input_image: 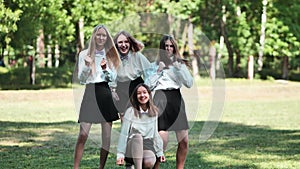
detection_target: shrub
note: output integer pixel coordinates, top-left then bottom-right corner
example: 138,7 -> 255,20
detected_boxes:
0,63 -> 75,90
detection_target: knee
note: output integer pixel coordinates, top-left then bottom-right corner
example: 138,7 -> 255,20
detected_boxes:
143,158 -> 156,169
77,131 -> 89,143
178,137 -> 188,150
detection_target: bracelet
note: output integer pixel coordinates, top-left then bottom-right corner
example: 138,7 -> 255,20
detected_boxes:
110,87 -> 116,92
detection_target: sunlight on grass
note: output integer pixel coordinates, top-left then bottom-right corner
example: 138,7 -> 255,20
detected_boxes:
1,79 -> 300,168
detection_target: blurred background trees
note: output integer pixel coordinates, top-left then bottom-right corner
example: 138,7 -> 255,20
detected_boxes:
1,0 -> 300,88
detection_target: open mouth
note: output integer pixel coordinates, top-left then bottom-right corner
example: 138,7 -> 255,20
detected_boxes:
138,97 -> 148,103
119,46 -> 129,54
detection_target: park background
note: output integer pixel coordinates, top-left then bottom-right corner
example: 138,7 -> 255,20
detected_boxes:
1,0 -> 300,168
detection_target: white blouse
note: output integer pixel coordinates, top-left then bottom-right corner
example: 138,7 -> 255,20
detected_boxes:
77,49 -> 117,86
116,107 -> 164,159
145,62 -> 193,90
116,51 -> 151,82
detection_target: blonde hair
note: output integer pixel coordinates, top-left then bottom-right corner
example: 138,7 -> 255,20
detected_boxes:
87,25 -> 120,72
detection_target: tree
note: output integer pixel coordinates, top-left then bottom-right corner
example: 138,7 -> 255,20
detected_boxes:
0,0 -> 21,60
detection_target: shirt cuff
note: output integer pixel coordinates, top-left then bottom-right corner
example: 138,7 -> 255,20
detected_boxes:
156,151 -> 164,157
117,153 -> 125,159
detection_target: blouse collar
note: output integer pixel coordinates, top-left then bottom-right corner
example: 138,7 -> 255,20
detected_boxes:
139,106 -> 148,114
95,49 -> 105,56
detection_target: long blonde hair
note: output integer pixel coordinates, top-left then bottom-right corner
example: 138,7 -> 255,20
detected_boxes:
87,25 -> 120,72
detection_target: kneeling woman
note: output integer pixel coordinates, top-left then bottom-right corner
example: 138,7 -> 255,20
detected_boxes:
116,84 -> 166,169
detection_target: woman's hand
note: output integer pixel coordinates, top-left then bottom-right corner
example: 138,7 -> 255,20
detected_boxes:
100,58 -> 107,70
172,61 -> 181,70
84,55 -> 93,66
111,90 -> 119,101
116,157 -> 124,165
159,155 -> 166,163
119,112 -> 125,123
157,61 -> 166,72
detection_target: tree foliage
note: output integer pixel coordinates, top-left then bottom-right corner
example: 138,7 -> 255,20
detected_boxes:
1,0 -> 299,80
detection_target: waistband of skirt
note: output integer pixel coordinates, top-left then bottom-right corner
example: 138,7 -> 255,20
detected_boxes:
117,76 -> 143,84
86,82 -> 108,86
160,88 -> 180,92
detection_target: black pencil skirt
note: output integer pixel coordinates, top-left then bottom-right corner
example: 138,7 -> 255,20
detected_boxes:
153,89 -> 189,131
78,82 -> 119,123
115,76 -> 144,113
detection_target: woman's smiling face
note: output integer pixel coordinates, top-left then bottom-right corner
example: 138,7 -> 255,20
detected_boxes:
95,28 -> 107,50
136,86 -> 149,105
117,34 -> 130,56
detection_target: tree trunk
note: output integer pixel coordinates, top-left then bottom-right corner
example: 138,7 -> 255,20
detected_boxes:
248,55 -> 254,80
220,5 -> 234,77
37,29 -> 45,68
47,44 -> 52,68
235,50 -> 241,77
188,17 -> 199,79
209,45 -> 216,80
76,18 -> 84,61
282,56 -> 289,79
54,44 -> 60,68
258,0 -> 268,71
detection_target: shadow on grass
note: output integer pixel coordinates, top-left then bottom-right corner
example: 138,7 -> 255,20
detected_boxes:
0,121 -> 299,169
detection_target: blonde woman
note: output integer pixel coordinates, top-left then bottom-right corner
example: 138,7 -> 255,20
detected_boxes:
74,24 -> 121,169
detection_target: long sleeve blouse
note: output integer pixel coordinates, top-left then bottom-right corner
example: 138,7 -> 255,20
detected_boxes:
77,49 -> 117,86
116,107 -> 164,159
145,62 -> 193,90
116,51 -> 151,82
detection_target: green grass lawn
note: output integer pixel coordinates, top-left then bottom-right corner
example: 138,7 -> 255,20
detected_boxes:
0,79 -> 300,168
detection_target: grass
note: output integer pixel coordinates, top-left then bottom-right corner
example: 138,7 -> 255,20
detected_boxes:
0,79 -> 300,168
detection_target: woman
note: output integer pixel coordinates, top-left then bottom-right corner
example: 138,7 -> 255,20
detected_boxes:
74,24 -> 121,169
146,34 -> 193,169
116,83 -> 166,169
113,31 -> 151,118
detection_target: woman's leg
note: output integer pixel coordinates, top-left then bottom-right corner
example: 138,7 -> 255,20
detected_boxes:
128,134 -> 143,169
175,130 -> 188,169
99,122 -> 112,169
153,131 -> 169,169
142,150 -> 156,169
74,122 -> 92,169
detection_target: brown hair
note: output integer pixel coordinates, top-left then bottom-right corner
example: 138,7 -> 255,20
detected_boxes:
87,25 -> 120,71
113,30 -> 144,54
157,34 -> 188,67
130,83 -> 158,118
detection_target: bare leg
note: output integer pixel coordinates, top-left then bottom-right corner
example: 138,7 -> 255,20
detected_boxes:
129,134 -> 143,169
153,131 -> 168,169
175,130 -> 188,169
142,150 -> 156,169
74,122 -> 92,169
125,141 -> 134,169
99,122 -> 112,169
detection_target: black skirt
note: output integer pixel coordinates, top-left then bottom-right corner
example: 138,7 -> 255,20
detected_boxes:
115,77 -> 144,113
78,82 -> 119,123
153,89 -> 189,131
